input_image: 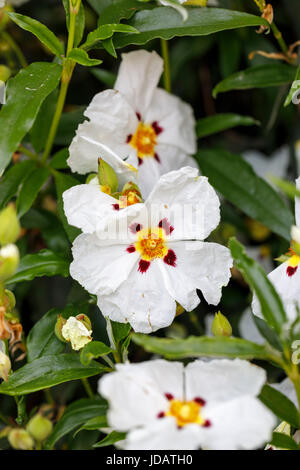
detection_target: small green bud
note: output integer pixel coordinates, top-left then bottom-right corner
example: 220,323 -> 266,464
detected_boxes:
0,350 -> 11,381
0,204 -> 21,246
0,5 -> 13,31
211,311 -> 232,337
75,313 -> 92,331
119,181 -> 143,208
175,303 -> 185,317
0,244 -> 19,282
26,414 -> 53,442
54,315 -> 67,342
8,429 -> 34,450
98,159 -> 119,194
0,65 -> 11,83
85,173 -> 98,184
3,289 -> 16,311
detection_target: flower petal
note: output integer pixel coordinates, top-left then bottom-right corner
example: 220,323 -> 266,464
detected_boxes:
114,50 -> 163,116
239,308 -> 265,345
295,176 -> 300,227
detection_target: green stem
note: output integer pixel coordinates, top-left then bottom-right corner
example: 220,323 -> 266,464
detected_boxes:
102,354 -> 115,369
160,39 -> 171,93
270,22 -> 289,56
18,145 -> 39,162
81,378 -> 94,398
2,31 -> 27,68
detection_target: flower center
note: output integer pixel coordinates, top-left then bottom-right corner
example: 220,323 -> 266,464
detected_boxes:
286,248 -> 300,276
135,227 -> 168,262
128,122 -> 157,160
157,395 -> 211,428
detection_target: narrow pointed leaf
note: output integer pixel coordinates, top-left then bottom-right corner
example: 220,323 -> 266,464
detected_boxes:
259,385 -> 300,428
196,113 -> 260,138
16,166 -> 50,217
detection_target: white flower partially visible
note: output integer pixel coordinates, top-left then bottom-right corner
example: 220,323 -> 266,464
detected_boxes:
61,316 -> 92,351
67,49 -> 197,199
243,146 -> 289,187
65,166 -> 233,333
98,359 -> 276,450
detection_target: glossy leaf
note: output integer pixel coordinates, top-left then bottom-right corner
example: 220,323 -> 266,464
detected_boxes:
46,398 -> 108,449
113,7 -> 269,48
259,385 -> 300,428
82,24 -> 139,50
0,354 -> 107,396
229,238 -> 287,334
98,0 -> 152,25
213,64 -> 297,97
0,62 -> 62,172
196,148 -> 294,240
196,113 -> 259,138
93,431 -> 126,448
54,171 -> 81,242
74,415 -> 108,437
30,89 -> 58,153
0,160 -> 35,210
253,316 -> 283,352
16,166 -> 50,217
132,334 -> 274,360
111,320 -> 131,345
68,48 -> 103,66
8,13 -> 64,57
270,432 -> 300,450
80,341 -> 112,366
50,148 -> 69,170
7,249 -> 69,284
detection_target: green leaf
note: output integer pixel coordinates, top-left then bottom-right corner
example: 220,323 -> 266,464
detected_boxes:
113,7 -> 269,49
253,316 -> 283,352
0,62 -> 62,173
68,48 -> 103,66
54,171 -> 81,242
229,238 -> 287,334
102,37 -> 117,58
74,415 -> 108,437
82,23 -> 139,50
98,0 -> 152,25
46,398 -> 107,449
270,432 -> 300,450
196,149 -> 294,241
111,320 -> 131,345
0,160 -> 36,210
80,341 -> 112,366
55,107 -> 85,146
16,166 -> 50,217
213,64 -> 297,97
30,89 -> 58,153
132,334 -> 274,360
269,176 -> 300,200
90,68 -> 116,88
8,13 -> 64,57
284,65 -> 300,107
0,354 -> 107,396
7,249 -> 69,284
259,385 -> 300,429
93,431 -> 126,448
196,113 -> 259,138
50,148 -> 69,170
63,0 -> 85,47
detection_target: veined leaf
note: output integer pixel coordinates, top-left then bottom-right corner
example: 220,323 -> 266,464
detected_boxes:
196,113 -> 260,138
98,0 -> 153,25
0,160 -> 36,210
93,431 -> 126,448
80,341 -> 112,366
259,385 -> 300,428
16,166 -> 50,217
82,24 -> 139,50
68,48 -> 103,66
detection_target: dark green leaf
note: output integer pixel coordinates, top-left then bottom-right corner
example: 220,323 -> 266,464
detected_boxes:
54,171 -> 81,242
213,64 -> 297,97
98,0 -> 152,25
196,113 -> 259,138
16,166 -> 50,217
132,334 -> 274,360
7,249 -> 69,284
253,316 -> 283,352
229,238 -> 287,334
8,13 -> 64,57
74,415 -> 108,437
0,62 -> 62,172
270,432 -> 300,450
259,385 -> 300,428
102,37 -> 117,58
111,320 -> 131,345
55,107 -> 85,146
0,354 -> 107,396
68,48 -> 102,66
93,431 -> 126,448
0,160 -> 35,210
50,148 -> 69,170
82,24 -> 139,50
30,89 -> 58,153
80,341 -> 112,366
46,398 -> 107,449
113,7 -> 269,49
196,149 -> 294,240
284,65 -> 300,107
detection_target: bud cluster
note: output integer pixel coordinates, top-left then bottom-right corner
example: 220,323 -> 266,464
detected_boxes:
8,413 -> 53,450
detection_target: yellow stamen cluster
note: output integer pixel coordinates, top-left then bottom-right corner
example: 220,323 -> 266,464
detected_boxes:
129,122 -> 157,159
135,227 -> 168,261
166,400 -> 205,427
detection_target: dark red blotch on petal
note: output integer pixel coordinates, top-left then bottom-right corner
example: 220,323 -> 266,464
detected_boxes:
136,111 -> 142,121
203,420 -> 212,428
165,393 -> 174,401
287,266 -> 298,277
157,412 -> 165,419
164,250 -> 177,267
138,259 -> 150,273
126,134 -> 132,143
154,153 -> 161,163
112,204 -> 120,211
194,397 -> 206,406
126,245 -> 136,254
158,218 -> 174,235
130,223 -> 143,234
152,121 -> 163,135
138,157 -> 143,166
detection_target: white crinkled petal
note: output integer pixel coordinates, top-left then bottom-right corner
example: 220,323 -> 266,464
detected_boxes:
98,360 -> 184,431
97,261 -> 176,333
185,359 -> 267,404
146,167 -> 220,240
114,50 -> 163,116
144,88 -> 196,154
70,233 -> 139,296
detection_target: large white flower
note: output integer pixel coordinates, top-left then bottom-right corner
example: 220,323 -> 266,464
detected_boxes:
252,177 -> 300,322
64,166 -> 232,333
67,49 -> 197,198
98,358 -> 276,450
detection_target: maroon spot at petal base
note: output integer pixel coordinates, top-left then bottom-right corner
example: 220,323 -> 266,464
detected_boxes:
165,393 -> 174,401
152,121 -> 163,135
112,204 -> 120,211
130,223 -> 143,234
158,218 -> 174,235
136,111 -> 141,121
154,153 -> 161,163
138,157 -> 143,166
138,259 -> 150,274
194,397 -> 206,406
164,250 -> 177,267
126,134 -> 132,143
287,266 -> 298,277
126,245 -> 136,254
157,412 -> 165,419
203,420 -> 211,428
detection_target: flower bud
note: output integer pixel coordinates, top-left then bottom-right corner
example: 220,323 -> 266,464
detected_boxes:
54,314 -> 67,342
3,289 -> 16,312
119,182 -> 143,208
0,244 -> 19,282
0,205 -> 21,246
211,311 -> 232,337
98,159 -> 119,194
26,414 -> 53,442
0,65 -> 10,82
61,316 -> 92,351
0,5 -> 13,30
86,173 -> 98,185
0,350 -> 11,381
175,303 -> 185,317
8,429 -> 34,451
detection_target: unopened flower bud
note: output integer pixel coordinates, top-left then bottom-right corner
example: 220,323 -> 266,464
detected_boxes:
175,303 -> 185,316
26,413 -> 53,442
0,350 -> 11,381
3,289 -> 16,311
61,316 -> 92,351
0,244 -> 19,282
54,315 -> 67,342
119,182 -> 143,208
98,159 -> 119,194
8,429 -> 34,450
0,65 -> 10,82
86,173 -> 98,185
211,311 -> 232,337
0,205 -> 21,246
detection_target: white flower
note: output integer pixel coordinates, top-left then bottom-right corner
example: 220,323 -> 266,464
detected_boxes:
243,146 -> 289,187
67,49 -> 197,199
65,166 -> 232,333
252,177 -> 300,322
61,316 -> 92,351
98,358 -> 276,450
